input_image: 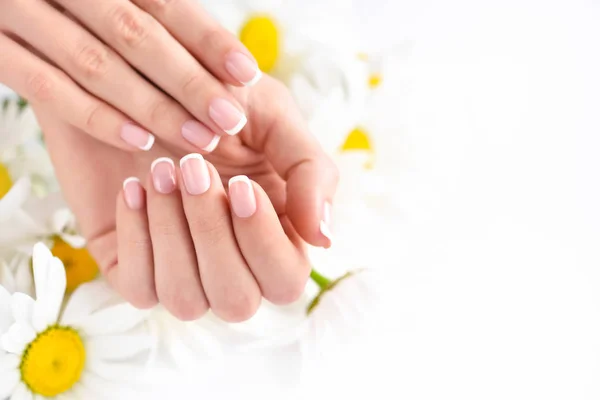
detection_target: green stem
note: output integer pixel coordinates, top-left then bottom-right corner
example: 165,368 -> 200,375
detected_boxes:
310,268 -> 332,290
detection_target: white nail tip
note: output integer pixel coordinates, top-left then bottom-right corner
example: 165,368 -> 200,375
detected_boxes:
242,69 -> 263,87
202,135 -> 221,152
228,175 -> 251,189
141,133 -> 155,151
179,153 -> 205,168
151,157 -> 174,172
320,220 -> 333,242
122,177 -> 140,190
224,114 -> 248,136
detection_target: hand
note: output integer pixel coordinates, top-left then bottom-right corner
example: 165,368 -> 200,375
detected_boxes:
0,0 -> 260,154
34,76 -> 339,322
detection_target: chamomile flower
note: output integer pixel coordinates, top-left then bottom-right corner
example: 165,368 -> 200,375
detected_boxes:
0,101 -> 56,197
0,242 -> 153,400
201,0 -> 358,81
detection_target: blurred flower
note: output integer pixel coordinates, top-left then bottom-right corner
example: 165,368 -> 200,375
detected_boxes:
0,243 -> 153,399
202,0 -> 357,79
0,101 -> 57,197
0,253 -> 33,296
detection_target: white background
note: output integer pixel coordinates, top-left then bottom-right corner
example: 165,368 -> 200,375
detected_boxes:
2,0 -> 600,398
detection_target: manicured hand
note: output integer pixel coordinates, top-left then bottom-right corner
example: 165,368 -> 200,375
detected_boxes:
35,76 -> 339,321
0,0 -> 261,153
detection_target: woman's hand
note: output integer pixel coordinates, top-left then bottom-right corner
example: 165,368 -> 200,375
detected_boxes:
0,0 -> 261,153
35,76 -> 339,322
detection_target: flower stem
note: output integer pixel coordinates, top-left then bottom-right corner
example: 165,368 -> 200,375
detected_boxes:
310,268 -> 332,290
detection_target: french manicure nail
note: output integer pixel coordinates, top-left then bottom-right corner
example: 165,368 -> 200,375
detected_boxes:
121,123 -> 155,151
209,98 -> 247,136
180,153 -> 210,195
226,52 -> 263,86
181,120 -> 221,152
228,175 -> 256,218
123,177 -> 144,210
320,202 -> 333,242
151,157 -> 176,194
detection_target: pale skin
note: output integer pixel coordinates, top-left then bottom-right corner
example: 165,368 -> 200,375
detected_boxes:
0,0 -> 339,321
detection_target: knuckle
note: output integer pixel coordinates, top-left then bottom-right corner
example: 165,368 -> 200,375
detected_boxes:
199,28 -> 225,52
27,71 -> 55,103
127,290 -> 158,310
264,268 -> 309,305
83,103 -> 106,132
214,289 -> 260,323
180,71 -> 204,97
111,6 -> 150,47
148,98 -> 176,126
188,214 -> 230,247
160,288 -> 207,321
141,0 -> 176,13
74,44 -> 109,79
153,222 -> 179,238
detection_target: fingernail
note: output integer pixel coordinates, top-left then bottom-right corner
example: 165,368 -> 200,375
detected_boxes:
151,157 -> 176,194
121,123 -> 155,151
181,120 -> 221,152
226,52 -> 262,86
123,177 -> 144,210
180,153 -> 210,195
228,175 -> 256,218
319,202 -> 333,242
209,98 -> 247,136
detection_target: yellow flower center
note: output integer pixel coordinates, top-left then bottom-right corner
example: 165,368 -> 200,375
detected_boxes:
340,127 -> 375,169
0,162 -> 13,199
368,73 -> 383,89
20,326 -> 86,397
239,15 -> 279,73
341,127 -> 373,152
51,237 -> 99,294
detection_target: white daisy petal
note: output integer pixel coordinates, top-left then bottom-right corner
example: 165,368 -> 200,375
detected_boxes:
0,352 -> 20,373
0,177 -> 31,221
0,368 -> 19,399
10,382 -> 33,400
86,360 -> 146,382
11,292 -> 35,324
75,304 -> 149,336
0,261 -> 17,294
2,323 -> 35,354
31,246 -> 66,332
59,233 -> 86,249
0,285 -> 14,331
86,334 -> 154,361
79,373 -> 127,399
60,280 -> 116,325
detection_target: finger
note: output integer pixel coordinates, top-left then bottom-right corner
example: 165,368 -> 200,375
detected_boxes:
116,177 -> 158,308
53,0 -> 248,136
147,157 -> 209,321
178,154 -> 261,322
251,79 -> 340,248
228,176 -> 310,305
0,33 -> 155,152
132,0 -> 262,86
4,0 -> 221,153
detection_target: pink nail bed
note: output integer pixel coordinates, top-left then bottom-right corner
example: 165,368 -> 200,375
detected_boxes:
209,98 -> 247,136
123,177 -> 144,210
180,153 -> 211,195
181,120 -> 221,152
121,123 -> 155,150
151,157 -> 176,194
228,175 -> 256,218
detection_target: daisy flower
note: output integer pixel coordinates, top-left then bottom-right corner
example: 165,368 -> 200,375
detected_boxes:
0,100 -> 56,197
201,0 -> 359,81
0,242 -> 153,399
0,253 -> 33,297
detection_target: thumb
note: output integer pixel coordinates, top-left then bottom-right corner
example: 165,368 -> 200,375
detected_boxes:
246,79 -> 339,248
